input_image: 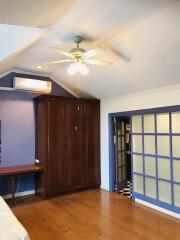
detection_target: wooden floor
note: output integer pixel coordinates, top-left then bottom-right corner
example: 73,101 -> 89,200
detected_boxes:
12,190 -> 180,240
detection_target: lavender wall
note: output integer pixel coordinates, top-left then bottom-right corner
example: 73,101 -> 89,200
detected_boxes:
0,91 -> 35,167
0,72 -> 73,195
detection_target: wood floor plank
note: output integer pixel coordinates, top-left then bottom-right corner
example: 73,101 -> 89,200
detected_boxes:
12,190 -> 180,240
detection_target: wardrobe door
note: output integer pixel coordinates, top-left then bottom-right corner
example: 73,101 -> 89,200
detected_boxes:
35,99 -> 49,198
47,99 -> 67,195
84,102 -> 100,186
66,102 -> 85,189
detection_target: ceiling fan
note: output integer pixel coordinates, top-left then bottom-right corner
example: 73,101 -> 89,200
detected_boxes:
44,35 -> 113,75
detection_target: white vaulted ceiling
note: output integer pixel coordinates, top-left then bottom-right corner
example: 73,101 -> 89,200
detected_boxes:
0,0 -> 180,99
0,0 -> 76,27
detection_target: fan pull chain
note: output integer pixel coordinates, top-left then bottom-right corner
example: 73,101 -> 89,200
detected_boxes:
76,72 -> 80,111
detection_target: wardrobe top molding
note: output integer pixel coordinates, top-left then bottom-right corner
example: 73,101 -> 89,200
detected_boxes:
33,94 -> 100,103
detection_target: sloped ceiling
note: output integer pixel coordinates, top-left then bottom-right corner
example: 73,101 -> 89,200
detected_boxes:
0,24 -> 44,62
0,0 -> 180,99
0,23 -> 44,74
0,0 -> 76,27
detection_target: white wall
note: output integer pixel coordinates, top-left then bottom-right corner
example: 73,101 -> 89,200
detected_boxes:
100,84 -> 180,191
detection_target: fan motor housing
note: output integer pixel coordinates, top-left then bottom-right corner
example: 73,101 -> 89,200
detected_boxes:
70,48 -> 86,59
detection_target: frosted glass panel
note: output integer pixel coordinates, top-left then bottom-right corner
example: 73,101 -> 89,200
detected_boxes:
133,154 -> 143,173
158,180 -> 171,204
174,184 -> 180,207
157,113 -> 169,133
172,136 -> 180,158
144,136 -> 155,155
173,160 -> 180,182
132,115 -> 142,133
144,114 -> 155,133
145,178 -> 156,199
158,158 -> 171,180
144,156 -> 156,177
157,136 -> 170,156
134,175 -> 144,194
172,112 -> 180,133
132,135 -> 142,153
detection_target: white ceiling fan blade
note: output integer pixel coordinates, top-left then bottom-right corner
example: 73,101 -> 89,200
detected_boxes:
90,25 -> 129,47
106,45 -> 130,62
87,27 -> 130,62
83,47 -> 104,58
51,47 -> 73,58
85,59 -> 112,66
44,59 -> 73,65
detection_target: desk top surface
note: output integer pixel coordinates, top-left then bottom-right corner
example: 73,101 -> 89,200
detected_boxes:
0,164 -> 44,176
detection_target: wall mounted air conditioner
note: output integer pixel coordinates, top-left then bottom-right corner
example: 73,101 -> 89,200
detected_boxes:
13,77 -> 52,94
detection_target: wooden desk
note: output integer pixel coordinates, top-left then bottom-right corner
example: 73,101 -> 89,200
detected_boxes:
0,164 -> 44,205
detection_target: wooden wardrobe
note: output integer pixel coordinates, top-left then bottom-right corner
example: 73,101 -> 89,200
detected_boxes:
35,96 -> 100,198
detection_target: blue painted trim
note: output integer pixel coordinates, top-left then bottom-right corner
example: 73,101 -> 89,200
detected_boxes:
142,115 -> 145,196
134,192 -> 180,214
132,132 -> 176,136
130,116 -> 134,199
114,118 -> 119,191
133,172 -> 143,176
173,181 -> 180,185
169,113 -> 174,206
144,174 -> 156,179
172,157 -> 180,161
109,104 -> 180,117
157,177 -> 171,183
131,133 -> 180,137
109,115 -> 115,192
154,113 -> 159,200
132,152 -> 172,159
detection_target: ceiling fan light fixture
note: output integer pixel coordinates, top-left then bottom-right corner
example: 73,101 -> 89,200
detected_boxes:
67,62 -> 89,76
36,65 -> 42,69
67,63 -> 77,75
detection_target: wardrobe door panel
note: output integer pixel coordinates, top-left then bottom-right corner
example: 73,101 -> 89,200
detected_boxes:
84,102 -> 100,186
66,102 -> 85,189
47,100 -> 67,195
35,99 -> 48,198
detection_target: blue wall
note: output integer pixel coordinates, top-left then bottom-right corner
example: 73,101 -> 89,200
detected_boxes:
0,72 -> 73,196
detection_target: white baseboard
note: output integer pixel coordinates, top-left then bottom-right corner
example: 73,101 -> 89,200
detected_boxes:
1,190 -> 35,200
135,198 -> 180,219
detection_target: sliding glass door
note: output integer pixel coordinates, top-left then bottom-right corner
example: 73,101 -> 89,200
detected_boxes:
132,111 -> 180,212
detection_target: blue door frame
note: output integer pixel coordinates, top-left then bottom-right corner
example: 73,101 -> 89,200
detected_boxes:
109,104 -> 180,191
109,112 -> 132,192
